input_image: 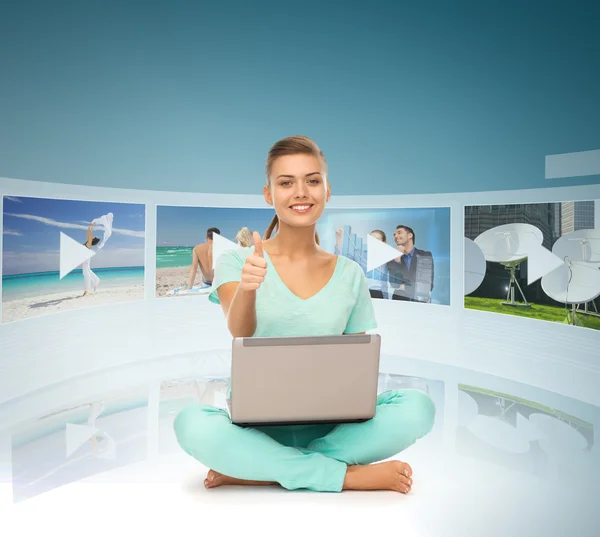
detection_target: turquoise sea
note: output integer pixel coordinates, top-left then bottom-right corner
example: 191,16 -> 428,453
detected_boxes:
2,267 -> 145,302
156,246 -> 193,268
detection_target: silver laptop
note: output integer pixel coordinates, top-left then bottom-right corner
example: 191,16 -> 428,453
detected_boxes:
229,333 -> 381,427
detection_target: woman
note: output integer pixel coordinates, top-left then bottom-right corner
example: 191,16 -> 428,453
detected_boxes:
174,136 -> 435,493
81,222 -> 101,297
236,226 -> 253,247
81,213 -> 113,297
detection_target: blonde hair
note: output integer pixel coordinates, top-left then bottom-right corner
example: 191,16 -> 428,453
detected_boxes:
264,135 -> 327,244
236,227 -> 253,247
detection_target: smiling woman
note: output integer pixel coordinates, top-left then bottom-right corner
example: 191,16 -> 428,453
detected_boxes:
263,136 -> 330,245
173,135 -> 436,496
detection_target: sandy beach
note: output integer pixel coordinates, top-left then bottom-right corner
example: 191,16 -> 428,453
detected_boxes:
155,266 -> 212,298
2,285 -> 145,324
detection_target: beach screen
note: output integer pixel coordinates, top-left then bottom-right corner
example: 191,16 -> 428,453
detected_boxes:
2,196 -> 146,324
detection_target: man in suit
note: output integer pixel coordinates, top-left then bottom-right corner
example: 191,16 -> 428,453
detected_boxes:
387,225 -> 435,303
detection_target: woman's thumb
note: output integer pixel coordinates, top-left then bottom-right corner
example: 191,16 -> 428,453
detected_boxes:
253,231 -> 264,257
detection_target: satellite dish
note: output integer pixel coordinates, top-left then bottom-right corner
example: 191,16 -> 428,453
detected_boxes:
474,223 -> 543,263
541,261 -> 600,304
464,238 -> 486,295
552,229 -> 600,263
543,228 -> 600,322
474,223 -> 544,308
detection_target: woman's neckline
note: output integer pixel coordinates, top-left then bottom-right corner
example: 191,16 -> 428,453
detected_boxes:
262,249 -> 341,302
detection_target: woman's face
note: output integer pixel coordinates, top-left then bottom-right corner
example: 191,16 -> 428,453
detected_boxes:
264,154 -> 330,229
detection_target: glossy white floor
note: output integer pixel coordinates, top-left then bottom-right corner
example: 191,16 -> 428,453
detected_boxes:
1,351 -> 599,537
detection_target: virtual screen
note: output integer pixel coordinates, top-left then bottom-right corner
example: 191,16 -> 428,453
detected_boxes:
2,195 -> 145,324
156,205 -> 451,305
464,200 -> 600,331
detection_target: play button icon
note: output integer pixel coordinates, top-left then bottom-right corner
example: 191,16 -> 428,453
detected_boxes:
60,232 -> 96,279
212,232 -> 239,270
367,234 -> 402,272
526,243 -> 565,285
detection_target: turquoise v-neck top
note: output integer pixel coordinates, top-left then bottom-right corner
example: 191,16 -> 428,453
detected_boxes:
208,247 -> 378,337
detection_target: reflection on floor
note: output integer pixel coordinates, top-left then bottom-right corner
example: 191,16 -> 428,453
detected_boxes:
159,377 -> 230,455
458,384 -> 594,481
2,356 -> 599,537
158,374 -> 446,455
10,387 -> 149,503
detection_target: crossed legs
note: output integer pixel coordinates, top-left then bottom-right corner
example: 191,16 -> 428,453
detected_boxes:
174,388 -> 435,493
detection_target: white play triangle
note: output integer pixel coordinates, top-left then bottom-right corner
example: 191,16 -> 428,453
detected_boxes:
526,244 -> 565,285
212,232 -> 239,270
65,423 -> 98,458
60,232 -> 96,279
367,234 -> 402,272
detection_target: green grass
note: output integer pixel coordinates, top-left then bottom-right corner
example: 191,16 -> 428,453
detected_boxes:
464,297 -> 600,331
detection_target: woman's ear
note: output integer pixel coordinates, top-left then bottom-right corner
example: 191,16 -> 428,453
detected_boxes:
326,182 -> 331,202
263,185 -> 273,206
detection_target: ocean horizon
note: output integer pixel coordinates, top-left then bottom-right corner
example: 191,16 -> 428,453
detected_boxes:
2,266 -> 145,301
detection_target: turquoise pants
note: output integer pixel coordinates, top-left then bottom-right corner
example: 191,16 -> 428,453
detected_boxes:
173,388 -> 435,492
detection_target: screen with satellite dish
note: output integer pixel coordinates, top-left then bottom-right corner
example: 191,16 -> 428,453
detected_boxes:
1,195 -> 146,324
155,205 -> 451,305
464,200 -> 600,331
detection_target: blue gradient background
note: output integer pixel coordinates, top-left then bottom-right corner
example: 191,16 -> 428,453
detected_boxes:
0,0 -> 599,195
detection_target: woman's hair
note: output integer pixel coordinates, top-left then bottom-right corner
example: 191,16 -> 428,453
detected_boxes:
236,227 -> 253,247
264,135 -> 327,244
371,229 -> 387,242
84,237 -> 101,247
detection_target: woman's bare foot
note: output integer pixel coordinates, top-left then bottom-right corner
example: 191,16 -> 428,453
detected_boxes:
204,469 -> 278,489
343,460 -> 413,493
204,461 -> 413,493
